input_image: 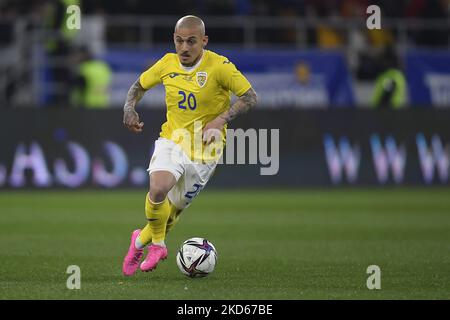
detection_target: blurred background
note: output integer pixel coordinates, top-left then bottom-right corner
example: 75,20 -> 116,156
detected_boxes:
0,0 -> 449,188
1,0 -> 450,300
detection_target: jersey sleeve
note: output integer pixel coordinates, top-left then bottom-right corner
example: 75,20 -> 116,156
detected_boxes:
139,56 -> 165,90
216,58 -> 252,97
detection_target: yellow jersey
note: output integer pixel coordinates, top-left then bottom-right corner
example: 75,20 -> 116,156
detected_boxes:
139,50 -> 252,162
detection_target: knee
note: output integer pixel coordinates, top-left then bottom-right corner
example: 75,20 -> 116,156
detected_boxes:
149,183 -> 169,203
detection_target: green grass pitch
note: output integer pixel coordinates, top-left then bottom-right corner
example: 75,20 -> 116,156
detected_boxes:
0,188 -> 449,299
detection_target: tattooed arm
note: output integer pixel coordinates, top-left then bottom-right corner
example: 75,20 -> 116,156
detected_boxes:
203,87 -> 258,143
219,87 -> 258,124
123,79 -> 148,134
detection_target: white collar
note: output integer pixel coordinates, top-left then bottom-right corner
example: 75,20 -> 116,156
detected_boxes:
179,50 -> 204,72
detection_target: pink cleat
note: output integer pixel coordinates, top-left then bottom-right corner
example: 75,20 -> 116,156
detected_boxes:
122,229 -> 144,276
140,244 -> 168,272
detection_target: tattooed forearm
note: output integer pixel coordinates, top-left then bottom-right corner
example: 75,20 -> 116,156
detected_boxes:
124,79 -> 147,111
219,88 -> 257,123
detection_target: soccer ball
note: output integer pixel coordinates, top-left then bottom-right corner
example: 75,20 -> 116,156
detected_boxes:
176,237 -> 218,278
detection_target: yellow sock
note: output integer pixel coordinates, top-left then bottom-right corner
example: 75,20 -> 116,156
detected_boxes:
139,199 -> 181,246
139,223 -> 152,246
166,202 -> 182,234
145,193 -> 171,244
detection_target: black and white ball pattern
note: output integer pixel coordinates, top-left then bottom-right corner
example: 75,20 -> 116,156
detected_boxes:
176,237 -> 218,277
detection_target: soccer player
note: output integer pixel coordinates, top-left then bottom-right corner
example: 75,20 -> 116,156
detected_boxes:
121,15 -> 257,275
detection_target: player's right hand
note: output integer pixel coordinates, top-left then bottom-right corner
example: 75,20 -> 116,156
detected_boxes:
123,108 -> 144,134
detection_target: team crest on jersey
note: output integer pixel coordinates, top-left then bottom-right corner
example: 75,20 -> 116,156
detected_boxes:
196,72 -> 207,88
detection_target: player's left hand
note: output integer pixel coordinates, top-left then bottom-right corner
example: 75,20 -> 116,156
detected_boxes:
202,117 -> 226,145
123,108 -> 144,134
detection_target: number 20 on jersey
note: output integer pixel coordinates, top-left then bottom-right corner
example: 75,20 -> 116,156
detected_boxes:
178,91 -> 197,110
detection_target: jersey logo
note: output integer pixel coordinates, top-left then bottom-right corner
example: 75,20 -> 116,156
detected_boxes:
169,73 -> 180,78
196,72 -> 207,88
